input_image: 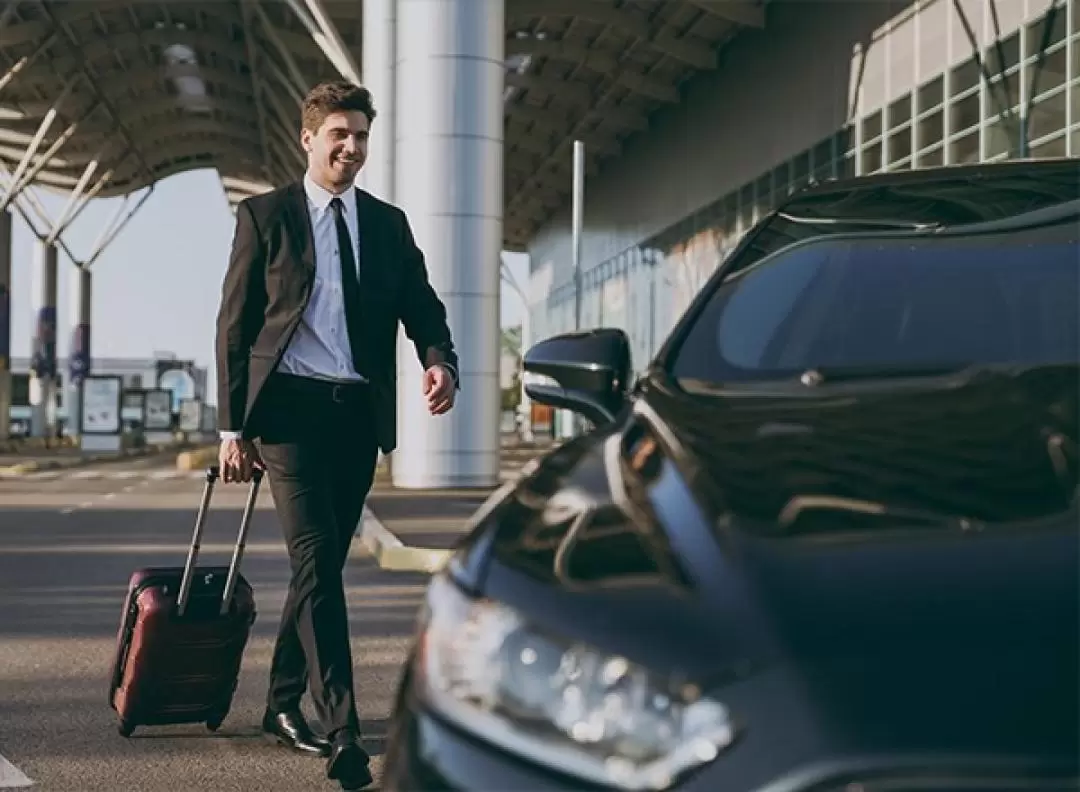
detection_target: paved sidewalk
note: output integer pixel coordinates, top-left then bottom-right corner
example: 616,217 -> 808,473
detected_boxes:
0,441 -> 201,477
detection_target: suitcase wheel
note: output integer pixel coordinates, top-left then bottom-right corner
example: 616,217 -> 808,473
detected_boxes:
118,720 -> 135,738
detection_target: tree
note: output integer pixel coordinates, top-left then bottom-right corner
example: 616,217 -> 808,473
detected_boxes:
500,325 -> 523,413
501,325 -> 522,359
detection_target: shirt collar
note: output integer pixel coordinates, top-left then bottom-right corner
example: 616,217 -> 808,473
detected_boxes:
303,173 -> 355,216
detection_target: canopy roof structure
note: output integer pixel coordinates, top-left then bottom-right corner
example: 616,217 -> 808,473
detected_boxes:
0,0 -> 766,251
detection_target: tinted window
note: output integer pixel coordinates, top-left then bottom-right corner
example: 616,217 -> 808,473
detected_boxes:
671,217 -> 1079,383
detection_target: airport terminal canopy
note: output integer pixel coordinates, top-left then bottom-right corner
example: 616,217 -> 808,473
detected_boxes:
0,0 -> 767,249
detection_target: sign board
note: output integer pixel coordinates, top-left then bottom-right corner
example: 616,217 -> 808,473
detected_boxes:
143,389 -> 172,430
158,365 -> 196,411
79,375 -> 122,435
178,398 -> 202,432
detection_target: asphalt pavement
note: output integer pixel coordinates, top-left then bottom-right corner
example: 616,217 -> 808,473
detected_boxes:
0,453 -> 431,792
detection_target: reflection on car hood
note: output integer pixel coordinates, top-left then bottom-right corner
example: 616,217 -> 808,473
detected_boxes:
653,364 -> 1078,527
470,364 -> 1079,692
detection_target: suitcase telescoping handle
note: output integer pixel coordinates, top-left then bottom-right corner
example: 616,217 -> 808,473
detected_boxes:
176,465 -> 264,617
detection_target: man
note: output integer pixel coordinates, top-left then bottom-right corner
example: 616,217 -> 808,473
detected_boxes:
214,81 -> 458,791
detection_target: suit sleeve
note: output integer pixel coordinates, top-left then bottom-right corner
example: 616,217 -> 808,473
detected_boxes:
215,201 -> 267,432
397,209 -> 461,389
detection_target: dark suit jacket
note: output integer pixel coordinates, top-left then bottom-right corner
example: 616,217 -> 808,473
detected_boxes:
214,181 -> 458,454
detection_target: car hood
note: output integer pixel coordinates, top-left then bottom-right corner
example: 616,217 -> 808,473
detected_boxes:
468,365 -> 1079,693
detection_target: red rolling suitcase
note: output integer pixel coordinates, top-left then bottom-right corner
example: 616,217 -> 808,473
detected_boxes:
108,465 -> 262,737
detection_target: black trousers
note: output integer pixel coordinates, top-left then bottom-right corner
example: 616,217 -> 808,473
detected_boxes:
253,372 -> 379,736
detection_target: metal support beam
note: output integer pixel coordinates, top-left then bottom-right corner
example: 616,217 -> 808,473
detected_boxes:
51,153 -> 127,239
0,209 -> 10,441
0,73 -> 77,212
571,140 -> 584,331
951,0 -> 1022,155
0,30 -> 58,95
84,186 -> 154,269
0,162 -> 82,265
1021,2 -> 1063,157
251,2 -> 312,97
282,0 -> 363,85
2,103 -> 93,209
46,147 -> 106,245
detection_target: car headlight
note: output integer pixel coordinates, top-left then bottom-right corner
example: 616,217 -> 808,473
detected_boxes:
416,574 -> 737,790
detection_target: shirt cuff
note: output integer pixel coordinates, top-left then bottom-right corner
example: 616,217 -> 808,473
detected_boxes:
219,430 -> 242,441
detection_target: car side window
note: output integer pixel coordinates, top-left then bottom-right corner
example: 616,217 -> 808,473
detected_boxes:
715,245 -> 830,370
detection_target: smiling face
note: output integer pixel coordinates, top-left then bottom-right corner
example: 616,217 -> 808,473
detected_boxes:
298,81 -> 377,193
302,111 -> 369,191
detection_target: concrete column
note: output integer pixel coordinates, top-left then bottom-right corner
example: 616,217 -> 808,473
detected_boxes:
361,0 -> 400,474
66,266 -> 91,436
360,0 -> 395,202
0,210 -> 11,441
28,241 -> 58,438
393,0 -> 503,489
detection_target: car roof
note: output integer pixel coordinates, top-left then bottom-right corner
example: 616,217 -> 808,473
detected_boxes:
777,158 -> 1080,226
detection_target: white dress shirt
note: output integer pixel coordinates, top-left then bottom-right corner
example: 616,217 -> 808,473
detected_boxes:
277,174 -> 367,384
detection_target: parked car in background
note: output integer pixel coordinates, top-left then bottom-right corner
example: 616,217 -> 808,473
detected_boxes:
382,160 -> 1080,792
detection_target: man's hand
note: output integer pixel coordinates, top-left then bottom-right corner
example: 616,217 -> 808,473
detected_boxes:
219,437 -> 265,483
423,365 -> 455,416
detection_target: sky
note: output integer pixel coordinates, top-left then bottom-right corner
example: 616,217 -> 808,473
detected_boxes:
7,168 -> 530,399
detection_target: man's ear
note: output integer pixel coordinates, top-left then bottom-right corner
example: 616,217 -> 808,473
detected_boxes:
300,128 -> 313,153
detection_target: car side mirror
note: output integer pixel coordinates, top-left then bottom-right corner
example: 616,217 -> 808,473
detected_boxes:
523,328 -> 632,426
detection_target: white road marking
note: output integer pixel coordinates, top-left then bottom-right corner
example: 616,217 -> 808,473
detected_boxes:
0,753 -> 33,788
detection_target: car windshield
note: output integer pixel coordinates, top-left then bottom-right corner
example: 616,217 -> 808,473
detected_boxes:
669,213 -> 1079,386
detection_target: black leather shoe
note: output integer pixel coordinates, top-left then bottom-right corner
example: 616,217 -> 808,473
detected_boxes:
261,709 -> 331,757
326,729 -> 373,791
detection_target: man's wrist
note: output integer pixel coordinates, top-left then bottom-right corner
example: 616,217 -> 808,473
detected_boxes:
437,363 -> 458,383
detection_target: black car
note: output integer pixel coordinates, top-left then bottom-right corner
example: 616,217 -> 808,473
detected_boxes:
382,160 -> 1080,792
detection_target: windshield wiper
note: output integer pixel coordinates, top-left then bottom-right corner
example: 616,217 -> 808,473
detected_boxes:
777,495 -> 983,533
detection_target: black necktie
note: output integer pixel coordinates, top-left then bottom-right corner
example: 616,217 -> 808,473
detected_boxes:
330,196 -> 363,369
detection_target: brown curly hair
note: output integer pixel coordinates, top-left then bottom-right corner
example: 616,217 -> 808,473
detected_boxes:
300,81 -> 377,132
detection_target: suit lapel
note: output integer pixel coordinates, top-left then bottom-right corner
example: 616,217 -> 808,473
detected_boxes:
354,188 -> 381,290
283,182 -> 316,279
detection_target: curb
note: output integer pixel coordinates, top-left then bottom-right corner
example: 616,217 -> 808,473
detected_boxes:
359,505 -> 453,574
176,445 -> 219,471
0,442 -> 187,478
